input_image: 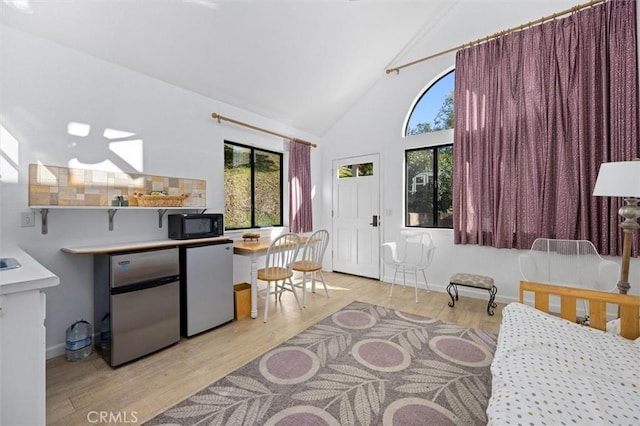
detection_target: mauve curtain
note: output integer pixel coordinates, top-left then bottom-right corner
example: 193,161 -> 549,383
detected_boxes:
289,141 -> 313,233
453,0 -> 639,256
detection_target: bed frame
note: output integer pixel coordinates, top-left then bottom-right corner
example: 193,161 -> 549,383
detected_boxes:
520,281 -> 640,340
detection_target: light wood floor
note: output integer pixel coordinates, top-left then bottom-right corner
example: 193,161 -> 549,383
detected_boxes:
46,272 -> 504,425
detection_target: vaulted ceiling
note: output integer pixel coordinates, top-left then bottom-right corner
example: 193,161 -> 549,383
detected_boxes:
0,0 -> 579,136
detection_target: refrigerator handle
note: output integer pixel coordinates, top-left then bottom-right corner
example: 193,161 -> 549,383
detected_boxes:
111,275 -> 180,295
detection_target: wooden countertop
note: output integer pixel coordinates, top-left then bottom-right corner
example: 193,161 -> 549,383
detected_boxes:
61,236 -> 232,254
232,238 -> 274,255
233,236 -> 309,255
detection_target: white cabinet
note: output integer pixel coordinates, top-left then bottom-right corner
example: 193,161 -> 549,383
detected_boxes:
0,291 -> 47,425
0,247 -> 59,426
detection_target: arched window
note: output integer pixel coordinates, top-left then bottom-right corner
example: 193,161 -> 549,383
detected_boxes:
405,70 -> 455,136
404,69 -> 455,228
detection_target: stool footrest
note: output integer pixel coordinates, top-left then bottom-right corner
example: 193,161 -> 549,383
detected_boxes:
447,273 -> 497,316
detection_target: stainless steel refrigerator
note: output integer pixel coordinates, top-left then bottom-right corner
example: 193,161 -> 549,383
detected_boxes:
94,247 -> 180,367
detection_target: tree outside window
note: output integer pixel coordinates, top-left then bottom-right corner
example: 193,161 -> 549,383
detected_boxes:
406,71 -> 455,136
404,69 -> 455,228
224,141 -> 282,230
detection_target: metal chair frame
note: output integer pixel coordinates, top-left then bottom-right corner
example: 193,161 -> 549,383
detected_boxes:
383,231 -> 435,303
518,238 -> 620,320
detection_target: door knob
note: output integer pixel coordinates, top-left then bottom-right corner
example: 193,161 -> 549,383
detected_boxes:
369,215 -> 379,227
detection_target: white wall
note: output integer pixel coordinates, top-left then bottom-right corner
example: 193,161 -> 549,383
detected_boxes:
319,0 -> 640,304
0,24 -> 322,358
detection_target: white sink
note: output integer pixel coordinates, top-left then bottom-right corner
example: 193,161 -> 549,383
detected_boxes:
0,258 -> 21,271
0,248 -> 59,295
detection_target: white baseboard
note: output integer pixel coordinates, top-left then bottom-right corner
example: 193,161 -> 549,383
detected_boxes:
47,342 -> 65,360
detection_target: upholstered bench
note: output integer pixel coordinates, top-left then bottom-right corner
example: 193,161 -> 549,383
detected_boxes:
447,272 -> 498,315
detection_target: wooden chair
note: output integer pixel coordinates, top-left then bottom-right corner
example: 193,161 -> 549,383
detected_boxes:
258,233 -> 302,322
292,229 -> 330,307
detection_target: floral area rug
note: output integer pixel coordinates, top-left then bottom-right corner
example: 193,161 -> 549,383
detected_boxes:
144,301 -> 497,425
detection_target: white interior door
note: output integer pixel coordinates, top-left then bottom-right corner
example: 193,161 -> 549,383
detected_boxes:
332,154 -> 380,279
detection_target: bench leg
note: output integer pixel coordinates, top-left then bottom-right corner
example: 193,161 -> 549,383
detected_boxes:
487,286 -> 498,316
446,283 -> 458,308
448,282 -> 497,316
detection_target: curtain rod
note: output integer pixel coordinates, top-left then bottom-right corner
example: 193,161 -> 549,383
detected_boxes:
385,0 -> 606,75
211,112 -> 317,148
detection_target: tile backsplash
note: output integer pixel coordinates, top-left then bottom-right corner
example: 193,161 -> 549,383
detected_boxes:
28,164 -> 206,207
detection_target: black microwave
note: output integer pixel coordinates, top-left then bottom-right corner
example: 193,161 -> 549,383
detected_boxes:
168,213 -> 224,240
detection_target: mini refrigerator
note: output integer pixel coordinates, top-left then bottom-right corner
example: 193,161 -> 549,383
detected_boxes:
94,247 -> 181,367
179,240 -> 234,337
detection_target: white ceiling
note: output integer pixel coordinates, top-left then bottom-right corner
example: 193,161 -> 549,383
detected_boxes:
0,0 -> 580,136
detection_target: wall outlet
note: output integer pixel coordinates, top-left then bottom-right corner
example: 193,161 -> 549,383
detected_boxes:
21,211 -> 35,227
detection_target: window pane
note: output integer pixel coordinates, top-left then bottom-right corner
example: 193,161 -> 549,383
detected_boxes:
224,142 -> 283,230
254,149 -> 281,227
406,149 -> 434,227
357,163 -> 373,177
224,144 -> 252,229
406,71 -> 455,136
405,144 -> 453,229
338,165 -> 354,178
437,145 -> 454,227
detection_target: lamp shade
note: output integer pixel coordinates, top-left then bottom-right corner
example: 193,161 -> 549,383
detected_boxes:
593,161 -> 640,197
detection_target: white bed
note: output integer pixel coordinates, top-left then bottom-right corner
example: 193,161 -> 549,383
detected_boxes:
487,281 -> 640,425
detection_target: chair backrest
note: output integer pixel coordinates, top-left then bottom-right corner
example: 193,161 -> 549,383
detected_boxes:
263,233 -> 301,278
402,240 -> 424,266
399,231 -> 435,267
421,233 -> 436,267
518,238 -> 619,291
301,229 -> 330,266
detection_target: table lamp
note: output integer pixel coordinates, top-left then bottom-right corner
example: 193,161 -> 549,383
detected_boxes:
593,160 -> 640,294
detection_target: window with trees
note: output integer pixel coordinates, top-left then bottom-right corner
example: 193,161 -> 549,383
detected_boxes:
405,145 -> 453,228
404,69 -> 455,228
405,70 -> 455,136
224,141 -> 283,230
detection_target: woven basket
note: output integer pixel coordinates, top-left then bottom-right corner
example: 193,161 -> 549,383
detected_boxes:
134,194 -> 188,207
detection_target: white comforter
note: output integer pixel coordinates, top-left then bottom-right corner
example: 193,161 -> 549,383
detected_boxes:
487,303 -> 640,425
